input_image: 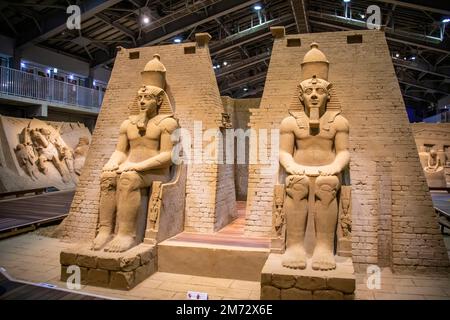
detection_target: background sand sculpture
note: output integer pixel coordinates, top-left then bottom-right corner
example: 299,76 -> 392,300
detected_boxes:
0,115 -> 91,193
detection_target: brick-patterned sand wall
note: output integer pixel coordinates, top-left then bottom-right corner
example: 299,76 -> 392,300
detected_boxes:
58,40 -> 236,239
246,29 -> 449,272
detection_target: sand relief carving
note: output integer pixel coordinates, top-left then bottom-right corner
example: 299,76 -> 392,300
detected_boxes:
148,181 -> 163,230
15,127 -> 90,182
29,127 -> 71,182
273,185 -> 285,237
92,54 -> 180,253
279,43 -> 350,271
61,146 -> 75,176
14,125 -> 39,180
73,137 -> 90,176
339,189 -> 351,238
0,116 -> 91,193
15,144 -> 38,180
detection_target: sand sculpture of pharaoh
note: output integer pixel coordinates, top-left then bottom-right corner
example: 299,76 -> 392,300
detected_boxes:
92,54 -> 179,253
425,149 -> 443,173
279,43 -> 350,271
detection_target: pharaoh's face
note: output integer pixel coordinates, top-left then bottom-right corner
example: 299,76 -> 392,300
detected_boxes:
300,83 -> 329,111
137,89 -> 161,115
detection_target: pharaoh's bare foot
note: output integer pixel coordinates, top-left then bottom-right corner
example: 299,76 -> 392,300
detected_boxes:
91,230 -> 112,251
311,246 -> 336,271
103,234 -> 135,253
282,245 -> 307,269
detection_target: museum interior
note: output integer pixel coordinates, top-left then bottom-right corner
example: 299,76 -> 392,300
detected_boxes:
0,0 -> 449,301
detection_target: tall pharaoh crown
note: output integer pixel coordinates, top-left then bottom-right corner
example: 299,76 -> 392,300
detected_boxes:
141,54 -> 166,89
301,42 -> 329,81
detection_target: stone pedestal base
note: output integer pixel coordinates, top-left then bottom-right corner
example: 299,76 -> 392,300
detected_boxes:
261,254 -> 355,300
425,169 -> 446,188
60,244 -> 156,290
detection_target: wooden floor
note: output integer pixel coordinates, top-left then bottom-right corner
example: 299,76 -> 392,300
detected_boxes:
0,190 -> 74,236
0,271 -> 105,300
170,201 -> 270,248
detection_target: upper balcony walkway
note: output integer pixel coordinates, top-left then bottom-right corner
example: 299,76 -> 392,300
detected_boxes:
0,66 -> 103,115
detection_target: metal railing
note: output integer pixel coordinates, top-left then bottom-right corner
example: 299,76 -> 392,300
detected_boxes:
0,66 -> 104,111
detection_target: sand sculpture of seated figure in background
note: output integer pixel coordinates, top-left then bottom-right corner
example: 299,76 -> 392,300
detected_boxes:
425,149 -> 443,173
92,54 -> 179,253
279,43 -> 350,271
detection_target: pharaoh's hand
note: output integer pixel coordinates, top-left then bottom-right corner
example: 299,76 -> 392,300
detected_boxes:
102,162 -> 119,172
285,164 -> 305,175
318,164 -> 341,176
117,163 -> 139,173
285,164 -> 319,177
304,167 -> 320,177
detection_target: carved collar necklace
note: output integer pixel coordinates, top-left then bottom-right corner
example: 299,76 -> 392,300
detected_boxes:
289,109 -> 341,130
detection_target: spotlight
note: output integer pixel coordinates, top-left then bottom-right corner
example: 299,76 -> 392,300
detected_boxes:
20,62 -> 25,68
411,56 -> 416,61
223,61 -> 228,66
173,38 -> 182,43
216,64 -> 221,69
442,18 -> 450,23
243,88 -> 248,92
395,53 -> 400,58
359,13 -> 365,19
53,68 -> 58,73
93,80 -> 96,86
254,5 -> 262,10
142,16 -> 150,24
343,0 -> 351,3
69,75 -> 74,80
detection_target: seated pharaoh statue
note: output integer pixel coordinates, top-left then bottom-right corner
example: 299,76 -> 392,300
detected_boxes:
424,149 -> 444,173
92,54 -> 179,253
279,43 -> 350,271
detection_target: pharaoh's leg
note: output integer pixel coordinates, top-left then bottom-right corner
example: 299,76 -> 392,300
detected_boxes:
92,171 -> 118,250
282,175 -> 309,269
104,171 -> 145,252
312,175 -> 340,270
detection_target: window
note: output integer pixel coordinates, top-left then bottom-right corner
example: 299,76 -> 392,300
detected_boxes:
424,144 -> 435,152
129,51 -> 140,59
287,38 -> 301,47
347,35 -> 363,44
184,46 -> 196,54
